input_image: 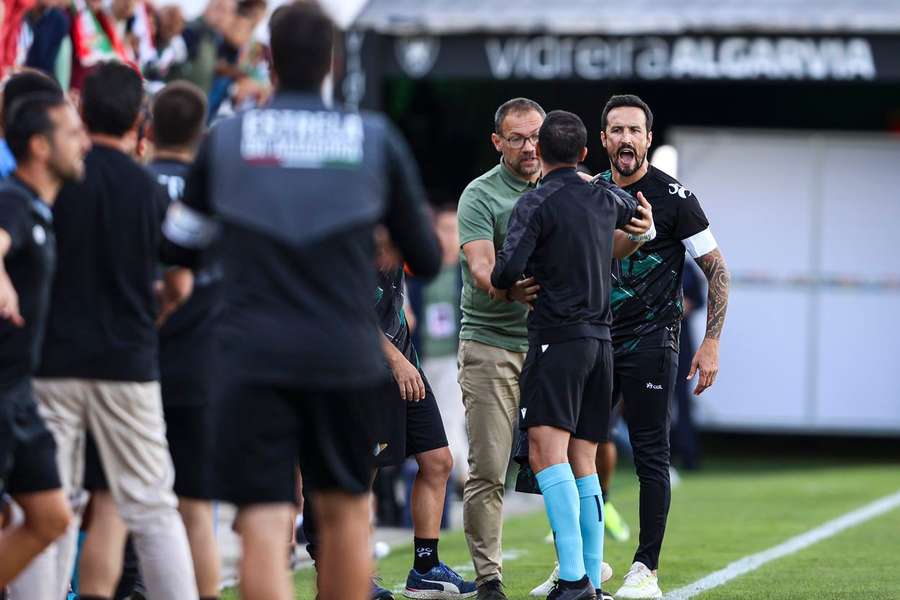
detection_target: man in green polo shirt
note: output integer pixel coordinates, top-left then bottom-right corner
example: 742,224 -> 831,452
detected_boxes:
457,97 -> 545,600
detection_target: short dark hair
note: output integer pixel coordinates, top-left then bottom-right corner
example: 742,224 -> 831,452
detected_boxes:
494,97 -> 545,135
151,81 -> 207,149
538,110 -> 587,165
1,70 -> 63,131
5,93 -> 68,162
269,1 -> 334,92
238,0 -> 266,16
82,62 -> 144,137
601,94 -> 653,131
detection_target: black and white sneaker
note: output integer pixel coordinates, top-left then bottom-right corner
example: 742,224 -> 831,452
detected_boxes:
546,575 -> 596,600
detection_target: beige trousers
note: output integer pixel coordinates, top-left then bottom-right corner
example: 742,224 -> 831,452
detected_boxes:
10,378 -> 197,600
458,339 -> 525,585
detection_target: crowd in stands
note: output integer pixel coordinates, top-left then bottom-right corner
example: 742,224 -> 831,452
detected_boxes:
0,0 -> 271,117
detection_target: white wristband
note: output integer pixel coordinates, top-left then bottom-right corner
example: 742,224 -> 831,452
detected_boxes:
628,222 -> 657,243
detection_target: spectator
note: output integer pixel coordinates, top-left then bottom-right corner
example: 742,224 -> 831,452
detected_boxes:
22,0 -> 72,87
70,0 -> 130,89
174,0 -> 235,94
0,0 -> 34,80
207,0 -> 269,119
143,4 -> 187,85
410,203 -> 468,491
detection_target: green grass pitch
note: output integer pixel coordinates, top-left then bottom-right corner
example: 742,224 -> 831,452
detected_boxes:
223,457 -> 900,599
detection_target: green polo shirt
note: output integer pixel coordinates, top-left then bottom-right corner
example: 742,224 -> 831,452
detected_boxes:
457,161 -> 534,353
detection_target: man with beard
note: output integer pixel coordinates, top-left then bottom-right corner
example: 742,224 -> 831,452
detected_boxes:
0,90 -> 89,590
600,95 -> 730,599
457,97 -> 545,600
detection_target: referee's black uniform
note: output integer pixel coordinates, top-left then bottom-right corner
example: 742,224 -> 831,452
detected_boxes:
492,168 -> 637,442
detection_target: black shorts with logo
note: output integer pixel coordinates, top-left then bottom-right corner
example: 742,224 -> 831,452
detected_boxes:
214,375 -> 388,505
519,337 -> 614,443
0,378 -> 61,495
374,370 -> 448,468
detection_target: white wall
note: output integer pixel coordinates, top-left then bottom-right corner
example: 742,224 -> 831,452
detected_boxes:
673,127 -> 900,435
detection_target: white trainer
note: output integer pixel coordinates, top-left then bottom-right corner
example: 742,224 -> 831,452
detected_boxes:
529,562 -> 614,597
614,562 -> 662,599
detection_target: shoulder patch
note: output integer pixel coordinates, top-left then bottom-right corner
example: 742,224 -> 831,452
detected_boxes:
667,183 -> 692,199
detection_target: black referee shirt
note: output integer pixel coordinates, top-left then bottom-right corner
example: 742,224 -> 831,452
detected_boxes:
491,167 -> 637,345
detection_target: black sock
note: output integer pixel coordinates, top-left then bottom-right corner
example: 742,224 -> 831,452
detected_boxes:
413,537 -> 439,573
602,489 -> 610,503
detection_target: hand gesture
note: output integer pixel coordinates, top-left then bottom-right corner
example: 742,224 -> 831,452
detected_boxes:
507,276 -> 540,309
687,338 -> 719,395
622,192 -> 653,237
0,270 -> 24,327
390,354 -> 426,402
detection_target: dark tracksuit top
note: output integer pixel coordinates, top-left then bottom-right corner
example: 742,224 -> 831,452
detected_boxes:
490,167 -> 637,345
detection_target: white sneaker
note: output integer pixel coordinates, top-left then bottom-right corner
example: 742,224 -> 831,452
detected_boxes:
614,562 -> 662,599
529,562 -> 613,597
530,563 -> 558,597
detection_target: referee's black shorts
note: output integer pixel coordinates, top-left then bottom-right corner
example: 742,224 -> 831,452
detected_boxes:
519,337 -> 614,443
373,370 -> 448,468
213,376 -> 389,506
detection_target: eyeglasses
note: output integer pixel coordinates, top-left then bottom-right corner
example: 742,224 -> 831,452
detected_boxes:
503,133 -> 539,149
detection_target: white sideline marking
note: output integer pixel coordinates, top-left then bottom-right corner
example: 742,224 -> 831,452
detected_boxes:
664,489 -> 900,600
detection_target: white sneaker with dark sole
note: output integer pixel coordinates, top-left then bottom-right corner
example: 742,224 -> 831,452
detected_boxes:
614,562 -> 662,599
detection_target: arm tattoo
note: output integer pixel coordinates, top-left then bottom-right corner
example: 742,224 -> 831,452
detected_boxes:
695,248 -> 730,340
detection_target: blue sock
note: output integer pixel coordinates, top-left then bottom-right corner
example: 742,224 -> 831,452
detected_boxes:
576,475 -> 605,590
536,463 -> 585,582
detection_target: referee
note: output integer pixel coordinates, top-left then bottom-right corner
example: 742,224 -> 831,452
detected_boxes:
492,111 -> 651,600
160,3 -> 441,600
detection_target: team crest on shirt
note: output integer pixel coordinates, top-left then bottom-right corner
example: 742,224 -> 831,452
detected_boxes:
668,183 -> 691,198
32,224 -> 46,245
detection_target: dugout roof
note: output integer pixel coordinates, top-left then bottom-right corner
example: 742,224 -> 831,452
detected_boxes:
354,0 -> 900,35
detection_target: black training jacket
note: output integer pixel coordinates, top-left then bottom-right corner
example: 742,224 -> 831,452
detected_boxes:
491,167 -> 637,345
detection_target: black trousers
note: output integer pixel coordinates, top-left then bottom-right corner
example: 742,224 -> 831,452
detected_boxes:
613,348 -> 678,571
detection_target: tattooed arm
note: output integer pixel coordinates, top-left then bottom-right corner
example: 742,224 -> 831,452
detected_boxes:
687,248 -> 730,394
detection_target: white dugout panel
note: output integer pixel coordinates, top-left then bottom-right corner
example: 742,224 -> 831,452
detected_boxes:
672,128 -> 900,434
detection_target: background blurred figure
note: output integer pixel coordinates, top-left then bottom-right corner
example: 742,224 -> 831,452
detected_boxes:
175,0 -> 235,95
207,0 -> 269,118
143,4 -> 188,86
22,0 -> 72,88
412,204 -> 467,492
70,0 -> 130,89
671,262 -> 704,471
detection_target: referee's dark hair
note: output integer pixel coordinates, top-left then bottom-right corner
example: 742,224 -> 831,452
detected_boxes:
494,97 -> 545,134
537,110 -> 587,166
269,1 -> 334,92
5,92 -> 68,162
82,61 -> 144,137
1,69 -> 63,132
151,81 -> 207,149
601,94 -> 654,131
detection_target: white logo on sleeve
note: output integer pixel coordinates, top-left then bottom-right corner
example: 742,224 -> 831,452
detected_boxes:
521,408 -> 527,419
668,183 -> 691,198
646,382 -> 663,390
32,225 -> 46,245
